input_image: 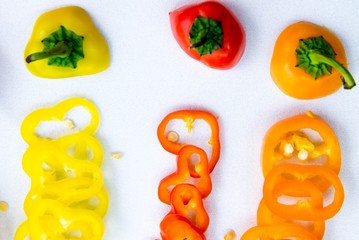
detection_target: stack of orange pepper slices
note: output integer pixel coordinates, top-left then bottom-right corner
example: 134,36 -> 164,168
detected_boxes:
157,110 -> 220,240
14,97 -> 108,239
241,111 -> 345,240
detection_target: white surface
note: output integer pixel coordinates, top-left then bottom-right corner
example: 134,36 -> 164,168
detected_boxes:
0,0 -> 359,239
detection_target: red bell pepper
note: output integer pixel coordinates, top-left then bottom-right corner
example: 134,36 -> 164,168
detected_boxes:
169,1 -> 246,69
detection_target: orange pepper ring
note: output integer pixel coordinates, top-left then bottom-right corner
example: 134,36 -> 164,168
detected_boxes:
261,111 -> 341,191
263,163 -> 344,221
240,223 -> 318,240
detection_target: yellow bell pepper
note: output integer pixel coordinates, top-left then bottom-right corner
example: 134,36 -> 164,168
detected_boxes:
24,6 -> 110,79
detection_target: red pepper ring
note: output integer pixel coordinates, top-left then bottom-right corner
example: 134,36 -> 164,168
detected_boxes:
263,164 -> 344,221
240,223 -> 318,240
158,145 -> 212,204
170,184 -> 210,233
256,199 -> 325,239
160,213 -> 206,240
157,110 -> 220,173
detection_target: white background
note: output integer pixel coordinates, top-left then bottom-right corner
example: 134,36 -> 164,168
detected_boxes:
1,0 -> 359,239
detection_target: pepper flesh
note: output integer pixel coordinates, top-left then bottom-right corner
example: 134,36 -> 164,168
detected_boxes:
261,111 -> 341,191
169,1 -> 246,69
270,21 -> 355,99
15,97 -> 108,239
24,6 -> 110,78
170,184 -> 210,232
160,214 -> 206,240
158,145 -> 212,204
240,223 -> 318,240
157,110 -> 220,173
263,163 -> 344,221
257,199 -> 325,239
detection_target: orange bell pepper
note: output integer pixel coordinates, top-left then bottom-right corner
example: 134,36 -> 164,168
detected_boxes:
158,145 -> 212,204
270,21 -> 356,99
257,199 -> 325,239
160,213 -> 206,240
157,110 -> 220,173
170,184 -> 209,233
263,164 -> 344,221
240,223 -> 318,240
261,111 -> 341,191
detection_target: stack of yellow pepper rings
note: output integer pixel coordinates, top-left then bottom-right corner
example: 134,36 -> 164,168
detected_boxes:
157,110 -> 220,240
241,111 -> 344,239
14,97 -> 108,239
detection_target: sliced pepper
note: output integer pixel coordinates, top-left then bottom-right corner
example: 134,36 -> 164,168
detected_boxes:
24,6 -> 110,78
18,199 -> 104,239
158,145 -> 212,204
240,223 -> 318,240
160,213 -> 206,240
263,163 -> 344,221
22,142 -> 108,216
21,97 -> 100,144
257,199 -> 325,239
261,111 -> 341,191
170,184 -> 209,233
270,21 -> 355,99
157,110 -> 220,173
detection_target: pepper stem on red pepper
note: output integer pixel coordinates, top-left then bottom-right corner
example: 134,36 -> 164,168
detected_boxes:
189,17 -> 223,56
25,25 -> 84,68
296,36 -> 356,89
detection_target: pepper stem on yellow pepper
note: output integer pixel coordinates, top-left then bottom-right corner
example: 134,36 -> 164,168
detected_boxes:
26,41 -> 71,63
25,25 -> 84,68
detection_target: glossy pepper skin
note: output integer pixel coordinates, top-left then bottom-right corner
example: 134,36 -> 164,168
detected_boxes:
271,21 -> 356,99
240,223 -> 318,240
257,199 -> 325,239
158,145 -> 212,204
24,6 -> 110,78
160,214 -> 206,240
16,97 -> 108,239
263,163 -> 344,221
261,111 -> 341,191
157,110 -> 220,173
169,1 -> 246,69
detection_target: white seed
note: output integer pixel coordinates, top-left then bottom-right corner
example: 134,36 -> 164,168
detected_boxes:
167,131 -> 179,142
284,143 -> 294,156
64,119 -> 76,129
298,149 -> 309,161
111,152 -> 123,159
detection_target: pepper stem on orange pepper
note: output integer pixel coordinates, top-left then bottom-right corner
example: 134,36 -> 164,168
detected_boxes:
296,36 -> 356,89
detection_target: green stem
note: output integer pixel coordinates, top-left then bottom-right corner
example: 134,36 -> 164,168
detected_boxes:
26,41 -> 71,63
309,51 -> 356,89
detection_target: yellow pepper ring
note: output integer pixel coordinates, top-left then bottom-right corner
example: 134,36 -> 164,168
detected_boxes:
21,97 -> 100,144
